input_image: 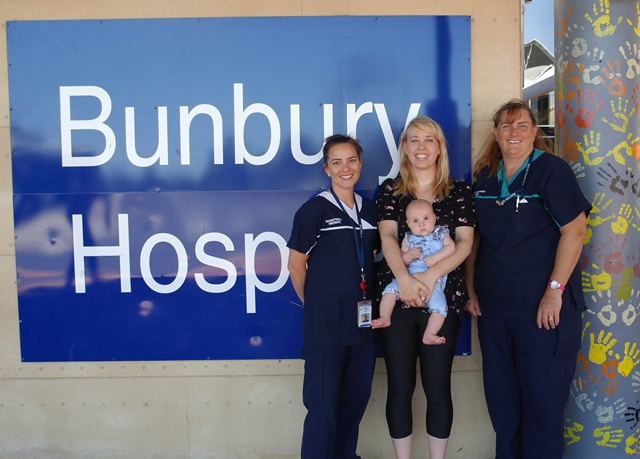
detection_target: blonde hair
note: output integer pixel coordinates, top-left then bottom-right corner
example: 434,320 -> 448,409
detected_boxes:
394,116 -> 452,200
473,99 -> 552,181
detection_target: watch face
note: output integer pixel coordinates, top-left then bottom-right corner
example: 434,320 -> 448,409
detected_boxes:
550,280 -> 563,290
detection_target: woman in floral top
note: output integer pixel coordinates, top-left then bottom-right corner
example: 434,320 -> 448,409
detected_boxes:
375,116 -> 475,459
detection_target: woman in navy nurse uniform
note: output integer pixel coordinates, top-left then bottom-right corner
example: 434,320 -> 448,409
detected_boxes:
465,99 -> 591,459
287,134 -> 377,459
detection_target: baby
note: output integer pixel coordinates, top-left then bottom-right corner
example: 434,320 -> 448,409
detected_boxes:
372,199 -> 455,345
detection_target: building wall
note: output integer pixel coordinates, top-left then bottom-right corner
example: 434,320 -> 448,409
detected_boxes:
0,1 -> 523,457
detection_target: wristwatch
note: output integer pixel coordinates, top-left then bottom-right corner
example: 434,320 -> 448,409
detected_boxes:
549,280 -> 565,291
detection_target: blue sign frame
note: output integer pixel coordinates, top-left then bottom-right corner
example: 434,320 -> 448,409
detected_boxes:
8,16 -> 472,361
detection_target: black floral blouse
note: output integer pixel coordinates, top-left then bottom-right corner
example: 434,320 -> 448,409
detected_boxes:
375,178 -> 476,315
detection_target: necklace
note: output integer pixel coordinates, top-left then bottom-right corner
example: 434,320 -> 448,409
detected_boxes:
495,153 -> 533,207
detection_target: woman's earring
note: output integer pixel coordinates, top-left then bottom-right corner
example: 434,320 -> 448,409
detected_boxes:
327,173 -> 331,177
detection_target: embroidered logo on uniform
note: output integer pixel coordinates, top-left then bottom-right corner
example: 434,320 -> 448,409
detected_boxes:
473,190 -> 485,197
326,218 -> 343,226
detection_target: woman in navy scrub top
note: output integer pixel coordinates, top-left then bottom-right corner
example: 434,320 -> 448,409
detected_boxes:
465,99 -> 591,459
287,134 -> 377,459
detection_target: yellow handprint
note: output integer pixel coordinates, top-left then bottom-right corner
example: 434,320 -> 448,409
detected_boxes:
584,0 -> 623,37
611,132 -> 640,166
577,131 -> 609,166
564,419 -> 584,446
611,203 -> 633,235
594,425 -> 624,447
582,264 -> 612,292
586,192 -> 614,227
628,1 -> 640,37
601,98 -> 635,132
618,342 -> 640,377
626,429 -> 640,455
589,330 -> 617,364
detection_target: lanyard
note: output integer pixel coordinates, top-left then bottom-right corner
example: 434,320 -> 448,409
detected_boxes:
330,188 -> 368,300
495,152 -> 533,208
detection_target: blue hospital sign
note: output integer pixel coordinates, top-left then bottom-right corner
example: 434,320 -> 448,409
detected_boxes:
8,16 -> 471,361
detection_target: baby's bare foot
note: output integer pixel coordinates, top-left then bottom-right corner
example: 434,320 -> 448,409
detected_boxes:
422,332 -> 446,345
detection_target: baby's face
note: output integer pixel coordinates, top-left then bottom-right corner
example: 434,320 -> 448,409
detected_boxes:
406,203 -> 435,236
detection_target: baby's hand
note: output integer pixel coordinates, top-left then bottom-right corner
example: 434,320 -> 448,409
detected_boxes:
403,247 -> 422,264
424,255 -> 438,267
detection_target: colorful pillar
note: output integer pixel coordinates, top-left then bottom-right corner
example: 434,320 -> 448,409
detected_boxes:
555,0 -> 640,457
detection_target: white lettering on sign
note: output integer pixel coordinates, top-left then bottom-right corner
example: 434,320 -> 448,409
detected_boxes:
59,84 -> 421,184
72,213 -> 289,314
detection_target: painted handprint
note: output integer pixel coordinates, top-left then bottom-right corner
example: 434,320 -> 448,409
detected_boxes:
595,397 -> 626,422
577,131 -> 608,166
610,203 -> 634,235
590,330 -> 618,364
616,290 -> 640,327
601,97 -> 635,132
584,0 -> 623,37
626,428 -> 640,455
617,269 -> 637,303
624,402 -> 639,429
618,342 -> 640,377
596,162 -> 635,196
600,61 -> 627,97
628,0 -> 640,37
594,425 -> 625,447
611,133 -> 640,166
564,419 -> 584,446
601,359 -> 619,395
576,87 -> 604,128
619,41 -> 640,79
583,264 -> 612,293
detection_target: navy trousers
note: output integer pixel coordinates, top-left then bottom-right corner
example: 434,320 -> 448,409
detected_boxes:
478,313 -> 581,459
300,342 -> 376,459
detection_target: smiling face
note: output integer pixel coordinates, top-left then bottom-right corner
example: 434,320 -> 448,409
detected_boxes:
406,200 -> 436,236
323,143 -> 362,192
494,108 -> 538,162
403,126 -> 441,171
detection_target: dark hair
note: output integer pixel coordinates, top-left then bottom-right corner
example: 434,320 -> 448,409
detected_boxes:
473,98 -> 552,180
322,134 -> 363,164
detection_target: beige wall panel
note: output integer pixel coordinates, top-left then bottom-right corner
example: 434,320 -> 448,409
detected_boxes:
0,0 -> 523,456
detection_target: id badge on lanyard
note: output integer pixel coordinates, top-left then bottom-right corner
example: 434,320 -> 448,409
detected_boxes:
330,189 -> 371,328
357,300 -> 372,328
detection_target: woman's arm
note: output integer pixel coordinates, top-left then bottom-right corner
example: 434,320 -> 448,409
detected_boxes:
287,248 -> 309,304
379,219 -> 428,307
536,211 -> 587,330
463,232 -> 481,316
413,225 -> 475,300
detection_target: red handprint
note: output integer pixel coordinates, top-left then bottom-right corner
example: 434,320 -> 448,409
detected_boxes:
576,87 -> 604,128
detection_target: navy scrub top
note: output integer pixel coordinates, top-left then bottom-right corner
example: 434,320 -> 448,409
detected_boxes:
472,149 -> 592,319
288,191 -> 378,346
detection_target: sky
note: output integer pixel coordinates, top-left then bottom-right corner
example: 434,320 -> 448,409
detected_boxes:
523,0 -> 554,53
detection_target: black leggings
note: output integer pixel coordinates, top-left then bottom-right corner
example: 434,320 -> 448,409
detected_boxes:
380,306 -> 461,439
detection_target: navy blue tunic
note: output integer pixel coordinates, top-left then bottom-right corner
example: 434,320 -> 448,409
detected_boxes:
288,191 -> 377,346
472,149 -> 592,319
